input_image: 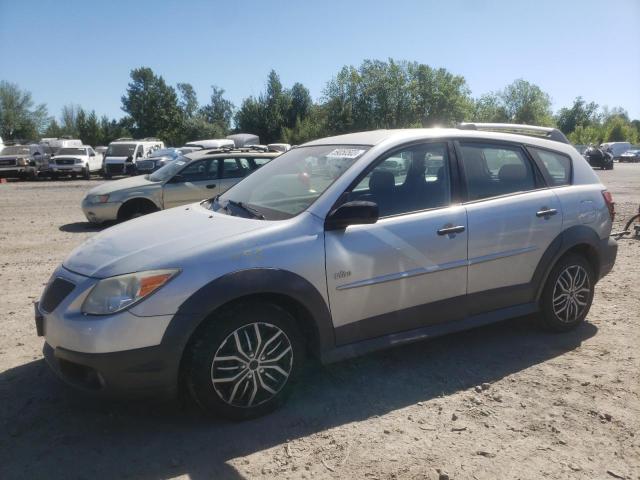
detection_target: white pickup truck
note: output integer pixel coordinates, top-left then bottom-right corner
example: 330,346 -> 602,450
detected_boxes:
49,146 -> 103,179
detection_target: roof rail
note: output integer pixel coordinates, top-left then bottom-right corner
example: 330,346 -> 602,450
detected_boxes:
142,137 -> 161,141
457,123 -> 570,144
114,137 -> 134,141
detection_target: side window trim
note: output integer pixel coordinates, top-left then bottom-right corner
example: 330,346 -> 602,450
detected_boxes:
453,139 -> 548,204
524,145 -> 573,187
332,138 -> 458,219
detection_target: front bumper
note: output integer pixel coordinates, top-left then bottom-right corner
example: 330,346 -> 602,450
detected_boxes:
81,197 -> 121,223
43,342 -> 178,398
37,265 -> 181,398
51,165 -> 85,173
0,165 -> 34,176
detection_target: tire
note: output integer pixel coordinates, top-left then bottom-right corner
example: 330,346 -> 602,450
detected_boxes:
185,302 -> 305,420
83,166 -> 90,180
539,254 -> 595,332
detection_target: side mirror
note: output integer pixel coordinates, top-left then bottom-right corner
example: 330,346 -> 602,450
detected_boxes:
170,174 -> 184,183
325,200 -> 379,231
90,152 -> 95,157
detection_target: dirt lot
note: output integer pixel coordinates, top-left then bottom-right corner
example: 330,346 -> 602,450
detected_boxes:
0,165 -> 639,480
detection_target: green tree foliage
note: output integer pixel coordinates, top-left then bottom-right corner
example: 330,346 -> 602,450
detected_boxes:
323,59 -> 472,134
0,81 -> 49,140
7,59 -> 640,150
568,125 -> 602,145
177,83 -> 199,119
556,97 -> 600,134
121,67 -> 182,143
200,86 -> 234,134
235,70 -> 313,143
498,79 -> 553,125
472,93 -> 508,122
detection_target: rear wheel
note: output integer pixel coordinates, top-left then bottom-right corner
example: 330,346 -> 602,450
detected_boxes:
540,254 -> 595,331
185,302 -> 305,420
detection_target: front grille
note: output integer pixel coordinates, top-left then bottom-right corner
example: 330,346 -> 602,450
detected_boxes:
0,158 -> 17,167
41,278 -> 75,313
107,163 -> 124,174
55,158 -> 75,165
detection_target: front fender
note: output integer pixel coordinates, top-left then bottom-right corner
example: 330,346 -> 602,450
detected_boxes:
161,268 -> 335,358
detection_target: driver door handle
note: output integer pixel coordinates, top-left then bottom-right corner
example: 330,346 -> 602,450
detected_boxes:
206,184 -> 217,189
437,225 -> 466,236
536,207 -> 558,218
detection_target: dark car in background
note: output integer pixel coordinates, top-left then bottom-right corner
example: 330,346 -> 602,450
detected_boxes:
584,146 -> 613,170
619,149 -> 640,163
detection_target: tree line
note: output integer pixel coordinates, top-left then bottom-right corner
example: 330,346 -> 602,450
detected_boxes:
1,58 -> 639,147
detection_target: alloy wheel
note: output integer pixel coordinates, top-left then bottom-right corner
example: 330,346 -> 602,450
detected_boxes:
552,265 -> 590,323
210,322 -> 293,408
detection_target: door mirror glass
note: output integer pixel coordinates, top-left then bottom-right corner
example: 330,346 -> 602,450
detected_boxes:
325,200 -> 379,230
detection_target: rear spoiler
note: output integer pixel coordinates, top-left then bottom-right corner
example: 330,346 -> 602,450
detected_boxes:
457,123 -> 570,144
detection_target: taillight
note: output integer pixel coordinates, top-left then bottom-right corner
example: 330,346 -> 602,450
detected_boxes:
602,190 -> 615,221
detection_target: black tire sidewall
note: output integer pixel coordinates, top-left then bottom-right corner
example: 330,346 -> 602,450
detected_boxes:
186,302 -> 305,420
540,254 -> 595,331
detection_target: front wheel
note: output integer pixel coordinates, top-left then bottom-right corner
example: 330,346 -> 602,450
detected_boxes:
185,302 -> 305,420
539,254 -> 595,331
83,166 -> 91,180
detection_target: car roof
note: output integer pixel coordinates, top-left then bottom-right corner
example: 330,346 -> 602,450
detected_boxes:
301,128 -> 579,156
184,149 -> 280,160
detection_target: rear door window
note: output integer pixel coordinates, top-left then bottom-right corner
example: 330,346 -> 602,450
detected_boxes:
528,147 -> 571,186
459,143 -> 537,200
222,158 -> 251,178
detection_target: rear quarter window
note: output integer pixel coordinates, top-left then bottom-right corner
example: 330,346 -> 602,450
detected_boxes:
529,147 -> 571,186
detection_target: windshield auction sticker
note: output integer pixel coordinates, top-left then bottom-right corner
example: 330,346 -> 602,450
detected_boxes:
327,148 -> 366,159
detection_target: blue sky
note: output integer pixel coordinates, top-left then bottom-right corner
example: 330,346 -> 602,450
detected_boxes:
1,0 -> 639,121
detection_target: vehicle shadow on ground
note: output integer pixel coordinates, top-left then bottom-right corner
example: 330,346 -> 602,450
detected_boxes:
0,316 -> 597,480
58,222 -> 113,233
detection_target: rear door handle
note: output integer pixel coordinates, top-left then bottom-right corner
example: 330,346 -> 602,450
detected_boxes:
536,207 -> 558,217
437,225 -> 466,236
206,184 -> 217,189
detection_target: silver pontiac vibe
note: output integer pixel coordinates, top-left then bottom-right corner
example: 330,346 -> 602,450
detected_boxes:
37,125 -> 617,419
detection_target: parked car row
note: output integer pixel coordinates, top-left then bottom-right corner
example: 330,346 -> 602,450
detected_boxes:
0,133 -> 290,181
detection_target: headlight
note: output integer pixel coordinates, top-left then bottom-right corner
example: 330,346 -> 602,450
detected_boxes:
88,194 -> 110,204
17,158 -> 28,166
82,269 -> 179,315
75,158 -> 83,164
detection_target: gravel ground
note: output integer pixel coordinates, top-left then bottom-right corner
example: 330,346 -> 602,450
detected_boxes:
0,165 -> 638,480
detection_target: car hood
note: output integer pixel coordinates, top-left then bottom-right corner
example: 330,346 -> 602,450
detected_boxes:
86,175 -> 158,196
63,205 -> 266,278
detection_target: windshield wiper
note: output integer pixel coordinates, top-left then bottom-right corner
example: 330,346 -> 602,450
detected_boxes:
226,199 -> 265,219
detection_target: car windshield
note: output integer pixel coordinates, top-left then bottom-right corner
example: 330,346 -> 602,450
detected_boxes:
150,148 -> 177,158
148,157 -> 189,182
1,146 -> 30,155
106,143 -> 136,156
211,145 -> 369,220
57,147 -> 86,155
